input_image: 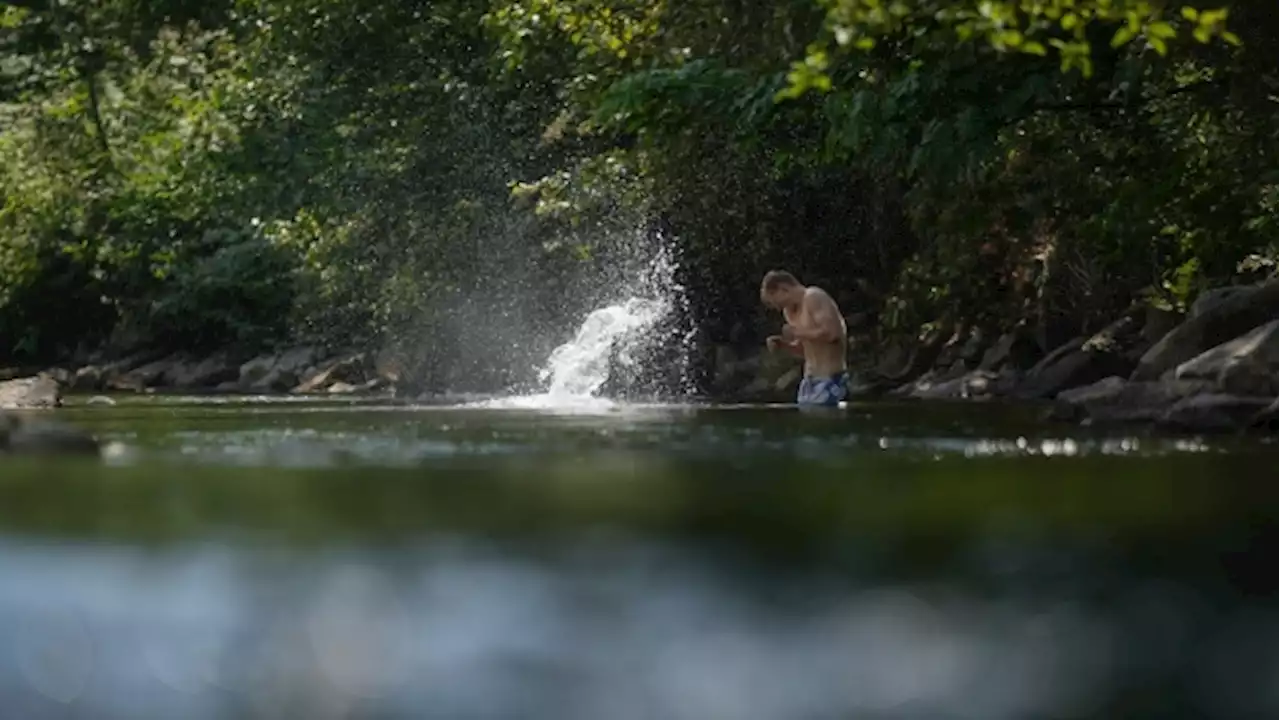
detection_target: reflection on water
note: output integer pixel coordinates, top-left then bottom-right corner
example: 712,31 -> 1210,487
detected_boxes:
1,535 -> 1272,720
0,527 -> 1274,717
0,396 -> 1274,719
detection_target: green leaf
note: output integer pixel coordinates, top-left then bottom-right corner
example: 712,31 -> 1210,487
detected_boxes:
1148,21 -> 1176,39
1221,30 -> 1241,45
1180,6 -> 1198,21
994,29 -> 1023,49
1198,8 -> 1228,27
1149,36 -> 1167,55
1111,27 -> 1136,48
1192,26 -> 1211,43
1061,13 -> 1080,30
1022,40 -> 1047,56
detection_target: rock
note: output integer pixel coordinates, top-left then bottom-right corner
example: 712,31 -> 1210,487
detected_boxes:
958,327 -> 989,365
373,347 -> 409,384
110,354 -> 181,391
1250,400 -> 1278,430
1189,286 -> 1251,319
95,353 -> 158,390
1013,338 -> 1135,400
906,370 -> 999,400
1014,311 -> 1153,400
774,366 -> 802,394
1142,306 -> 1182,345
728,354 -> 763,386
1158,394 -> 1276,433
740,376 -> 772,398
1133,279 -> 1278,381
71,365 -> 105,392
1,413 -> 100,457
1171,320 -> 1278,397
237,354 -> 278,387
258,368 -> 303,392
710,345 -> 742,390
326,377 -> 388,394
162,354 -> 240,389
932,324 -> 971,371
239,346 -> 323,392
1055,376 -> 1129,406
0,367 -> 27,381
294,353 -> 368,394
846,376 -> 897,398
1048,377 -> 1213,425
978,329 -> 1042,372
277,346 -> 320,373
0,376 -> 62,409
42,368 -> 73,386
890,323 -> 950,382
875,337 -> 912,378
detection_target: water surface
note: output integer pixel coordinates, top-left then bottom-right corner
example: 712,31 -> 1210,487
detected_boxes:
0,395 -> 1274,719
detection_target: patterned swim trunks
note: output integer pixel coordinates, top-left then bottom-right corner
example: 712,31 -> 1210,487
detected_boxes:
796,372 -> 849,407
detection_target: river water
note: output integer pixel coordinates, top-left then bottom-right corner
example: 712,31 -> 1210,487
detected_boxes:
0,393 -> 1274,720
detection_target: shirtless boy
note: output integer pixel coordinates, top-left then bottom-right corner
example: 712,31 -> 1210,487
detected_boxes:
759,270 -> 849,407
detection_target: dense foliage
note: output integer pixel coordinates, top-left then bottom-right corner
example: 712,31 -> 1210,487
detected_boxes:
1,0 -> 1274,390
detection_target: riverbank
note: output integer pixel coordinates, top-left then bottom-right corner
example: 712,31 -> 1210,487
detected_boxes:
2,279 -> 1275,436
711,278 -> 1277,434
0,346 -> 400,405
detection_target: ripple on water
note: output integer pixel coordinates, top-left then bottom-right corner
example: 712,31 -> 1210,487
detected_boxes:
68,395 -> 1262,470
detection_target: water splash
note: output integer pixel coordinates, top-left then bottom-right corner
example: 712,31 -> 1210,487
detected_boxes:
475,237 -> 688,410
539,297 -> 667,398
475,298 -> 668,412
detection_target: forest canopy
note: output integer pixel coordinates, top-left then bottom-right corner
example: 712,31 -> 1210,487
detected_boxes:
1,0 -> 1275,392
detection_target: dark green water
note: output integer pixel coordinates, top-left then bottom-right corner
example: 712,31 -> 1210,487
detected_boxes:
0,394 -> 1275,720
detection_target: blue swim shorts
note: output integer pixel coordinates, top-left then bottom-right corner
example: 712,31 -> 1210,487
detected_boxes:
796,372 -> 849,407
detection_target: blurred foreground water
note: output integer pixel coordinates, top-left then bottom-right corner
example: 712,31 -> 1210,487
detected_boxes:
0,395 -> 1274,719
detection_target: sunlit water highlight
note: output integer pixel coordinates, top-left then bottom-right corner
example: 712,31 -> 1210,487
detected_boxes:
474,296 -> 669,411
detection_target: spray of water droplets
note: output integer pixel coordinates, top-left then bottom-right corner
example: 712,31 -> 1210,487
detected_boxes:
478,235 -> 693,410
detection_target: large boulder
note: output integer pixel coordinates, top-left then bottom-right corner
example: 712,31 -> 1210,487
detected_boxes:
239,346 -> 323,392
0,413 -> 100,456
1013,340 -> 1134,400
1170,320 -> 1278,397
294,353 -> 370,394
0,376 -> 62,409
1142,306 -> 1183,346
1250,400 -> 1278,431
70,365 -> 105,392
1014,309 -> 1161,399
109,354 -> 183,391
1132,279 -> 1278,381
1189,286 -> 1251,319
1158,394 -> 1277,433
93,353 -> 162,391
161,353 -> 241,389
1047,377 -> 1213,425
978,328 -> 1042,372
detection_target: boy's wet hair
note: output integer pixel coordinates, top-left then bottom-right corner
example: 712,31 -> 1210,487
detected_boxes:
761,270 -> 799,292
